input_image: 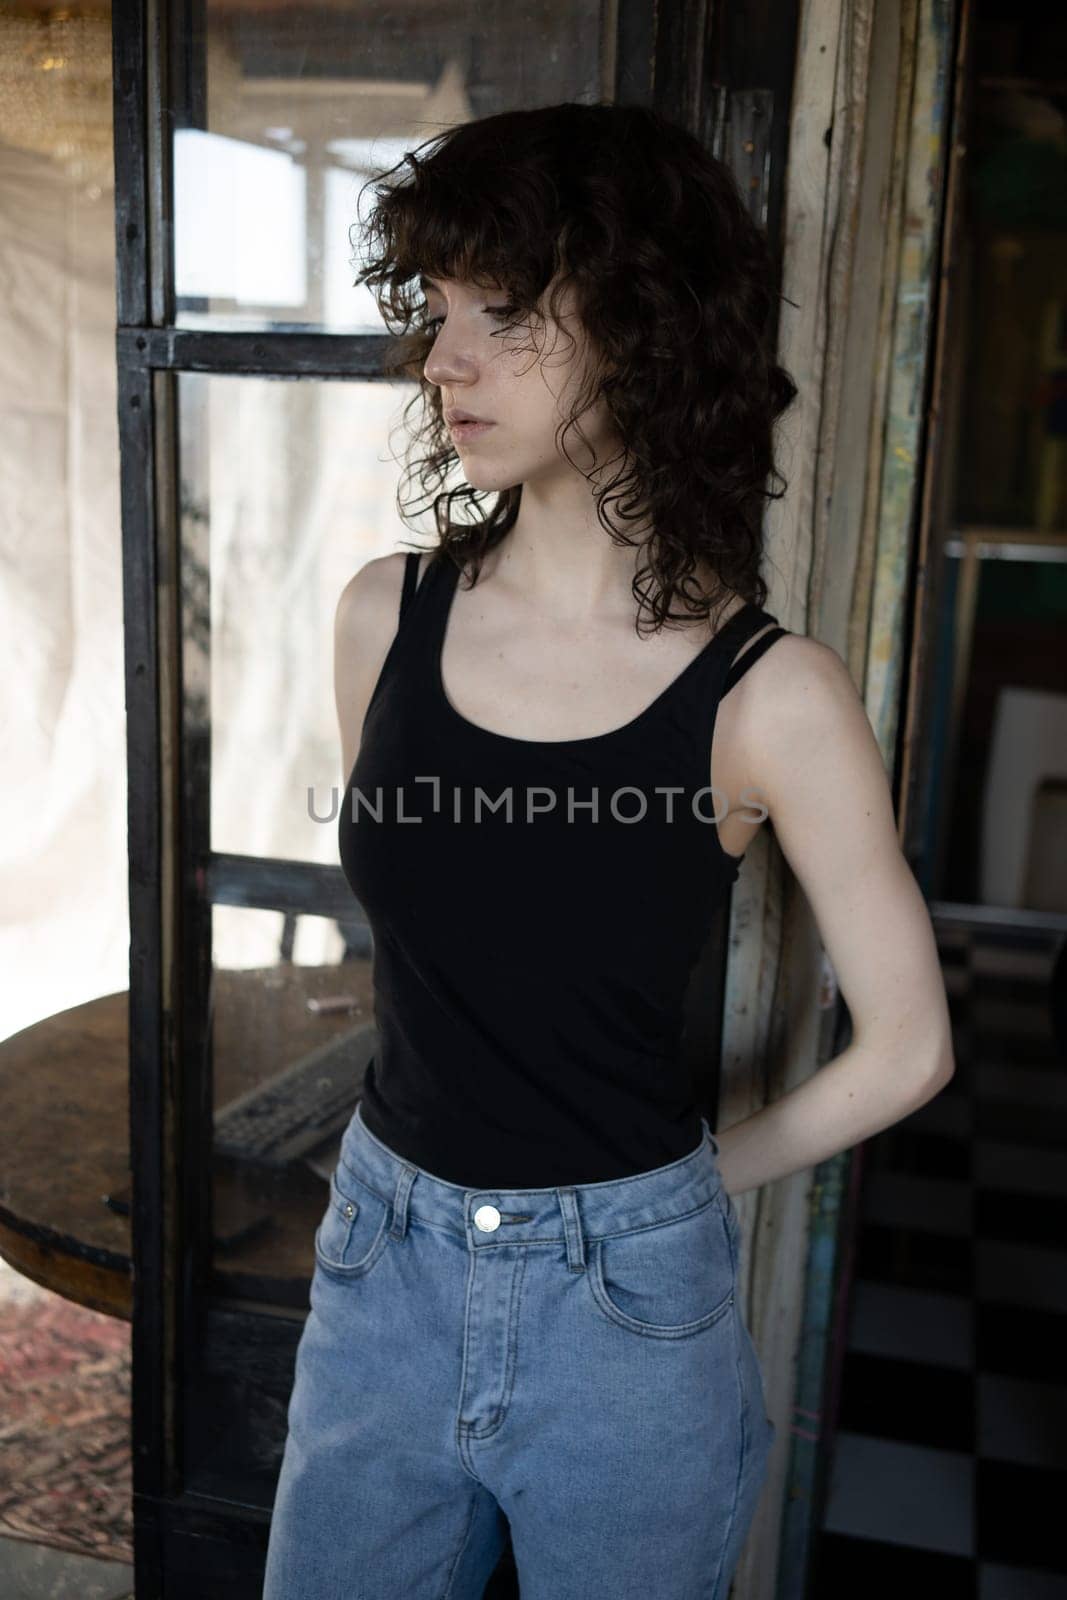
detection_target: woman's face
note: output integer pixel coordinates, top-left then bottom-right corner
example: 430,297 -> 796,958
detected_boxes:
421,273 -> 621,492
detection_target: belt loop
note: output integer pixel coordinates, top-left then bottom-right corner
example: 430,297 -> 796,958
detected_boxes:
702,1115 -> 721,1155
389,1163 -> 416,1240
556,1187 -> 586,1272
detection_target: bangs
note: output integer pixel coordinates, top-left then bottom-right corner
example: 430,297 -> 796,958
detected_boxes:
352,128 -> 566,334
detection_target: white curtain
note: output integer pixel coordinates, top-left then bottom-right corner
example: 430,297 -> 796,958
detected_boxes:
0,141 -> 129,1043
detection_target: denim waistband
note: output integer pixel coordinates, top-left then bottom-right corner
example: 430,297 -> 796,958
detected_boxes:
339,1103 -> 727,1253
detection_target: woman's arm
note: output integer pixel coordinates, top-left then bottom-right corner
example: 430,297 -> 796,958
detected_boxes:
717,635 -> 955,1198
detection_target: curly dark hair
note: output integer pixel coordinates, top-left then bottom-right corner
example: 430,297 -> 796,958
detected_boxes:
351,100 -> 797,634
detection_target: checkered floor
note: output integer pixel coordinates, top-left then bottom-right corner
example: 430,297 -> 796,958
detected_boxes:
810,923 -> 1067,1599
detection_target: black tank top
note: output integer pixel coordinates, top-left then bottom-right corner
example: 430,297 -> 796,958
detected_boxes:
339,547 -> 789,1187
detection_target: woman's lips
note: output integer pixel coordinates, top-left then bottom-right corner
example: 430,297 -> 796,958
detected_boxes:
449,420 -> 496,442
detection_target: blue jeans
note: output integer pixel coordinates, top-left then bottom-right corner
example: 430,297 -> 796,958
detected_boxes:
262,1104 -> 776,1599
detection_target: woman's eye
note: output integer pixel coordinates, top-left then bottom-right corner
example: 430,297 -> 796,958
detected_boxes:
422,304 -> 518,337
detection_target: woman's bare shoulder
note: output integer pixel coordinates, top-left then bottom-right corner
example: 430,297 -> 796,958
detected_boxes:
334,550 -> 411,647
735,631 -> 863,759
746,626 -> 835,685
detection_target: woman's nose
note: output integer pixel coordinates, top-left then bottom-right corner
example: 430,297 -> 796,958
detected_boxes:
424,345 -> 476,387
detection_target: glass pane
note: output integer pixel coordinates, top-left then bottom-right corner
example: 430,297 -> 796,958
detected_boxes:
177,370 -> 427,867
173,1 -> 607,333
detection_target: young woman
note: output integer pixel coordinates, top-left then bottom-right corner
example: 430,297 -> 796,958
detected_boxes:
263,102 -> 954,1599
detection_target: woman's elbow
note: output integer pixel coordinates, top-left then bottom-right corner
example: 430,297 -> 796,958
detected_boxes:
905,1022 -> 957,1109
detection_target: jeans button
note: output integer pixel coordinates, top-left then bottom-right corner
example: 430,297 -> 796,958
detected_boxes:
473,1204 -> 501,1232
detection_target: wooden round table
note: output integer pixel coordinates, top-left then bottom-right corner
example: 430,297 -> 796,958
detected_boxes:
0,964 -> 375,1319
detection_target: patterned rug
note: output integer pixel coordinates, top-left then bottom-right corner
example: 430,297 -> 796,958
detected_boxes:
0,1259 -> 134,1565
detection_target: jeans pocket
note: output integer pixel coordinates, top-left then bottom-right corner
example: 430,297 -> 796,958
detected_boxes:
587,1193 -> 736,1339
313,1161 -> 393,1281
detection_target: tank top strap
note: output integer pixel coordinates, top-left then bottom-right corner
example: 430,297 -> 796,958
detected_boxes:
702,601 -> 787,679
721,613 -> 789,696
674,600 -> 789,764
387,546 -> 461,684
404,545 -> 451,628
394,547 -> 455,647
363,547 -> 446,726
399,550 -> 428,624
